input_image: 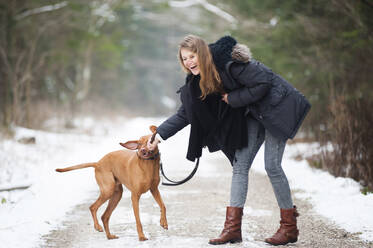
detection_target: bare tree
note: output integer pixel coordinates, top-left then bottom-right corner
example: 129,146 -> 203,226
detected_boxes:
0,1 -> 68,127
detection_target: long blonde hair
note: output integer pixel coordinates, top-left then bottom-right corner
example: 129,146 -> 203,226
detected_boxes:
178,35 -> 223,99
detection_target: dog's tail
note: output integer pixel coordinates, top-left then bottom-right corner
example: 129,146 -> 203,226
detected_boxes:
56,162 -> 97,173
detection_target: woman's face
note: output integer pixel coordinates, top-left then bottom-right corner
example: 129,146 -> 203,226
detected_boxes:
180,48 -> 200,75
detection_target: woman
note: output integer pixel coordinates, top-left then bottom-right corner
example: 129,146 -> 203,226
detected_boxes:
148,35 -> 310,246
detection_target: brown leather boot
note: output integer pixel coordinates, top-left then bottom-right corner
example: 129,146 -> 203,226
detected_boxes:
209,207 -> 243,245
265,206 -> 299,246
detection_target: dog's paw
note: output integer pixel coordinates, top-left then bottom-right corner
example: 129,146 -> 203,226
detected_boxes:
94,224 -> 103,232
139,236 -> 148,241
161,223 -> 168,230
160,219 -> 168,230
107,234 -> 119,240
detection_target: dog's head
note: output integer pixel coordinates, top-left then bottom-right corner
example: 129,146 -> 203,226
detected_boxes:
119,125 -> 159,160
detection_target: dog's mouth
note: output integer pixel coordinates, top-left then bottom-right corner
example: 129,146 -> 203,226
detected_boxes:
138,148 -> 158,160
141,150 -> 152,158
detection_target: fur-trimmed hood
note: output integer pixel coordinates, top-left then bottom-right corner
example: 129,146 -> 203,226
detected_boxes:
209,36 -> 252,71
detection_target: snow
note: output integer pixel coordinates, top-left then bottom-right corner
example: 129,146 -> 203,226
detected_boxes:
0,117 -> 372,247
169,0 -> 237,24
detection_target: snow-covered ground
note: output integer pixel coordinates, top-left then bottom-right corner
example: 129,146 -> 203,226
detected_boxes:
0,117 -> 372,247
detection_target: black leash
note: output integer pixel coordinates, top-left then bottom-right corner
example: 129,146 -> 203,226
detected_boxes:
160,157 -> 199,186
151,131 -> 199,186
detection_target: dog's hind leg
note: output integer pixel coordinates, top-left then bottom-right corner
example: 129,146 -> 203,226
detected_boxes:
101,183 -> 123,239
89,172 -> 116,232
150,187 -> 168,230
131,193 -> 148,241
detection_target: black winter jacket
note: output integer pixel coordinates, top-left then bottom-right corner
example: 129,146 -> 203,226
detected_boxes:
222,59 -> 310,141
157,74 -> 247,163
210,36 -> 311,141
157,36 -> 311,162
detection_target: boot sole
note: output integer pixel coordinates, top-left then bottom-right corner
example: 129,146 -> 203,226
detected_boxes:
264,238 -> 298,246
209,238 -> 242,245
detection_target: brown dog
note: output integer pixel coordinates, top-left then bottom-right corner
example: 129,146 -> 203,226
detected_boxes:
56,125 -> 167,241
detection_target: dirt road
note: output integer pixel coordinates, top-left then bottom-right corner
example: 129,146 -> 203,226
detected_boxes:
41,153 -> 370,248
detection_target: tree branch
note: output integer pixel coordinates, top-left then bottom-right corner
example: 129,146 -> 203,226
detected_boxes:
0,46 -> 13,75
0,184 -> 31,192
15,1 -> 68,20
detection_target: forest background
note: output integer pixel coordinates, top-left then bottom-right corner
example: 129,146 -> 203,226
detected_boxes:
1,0 -> 372,191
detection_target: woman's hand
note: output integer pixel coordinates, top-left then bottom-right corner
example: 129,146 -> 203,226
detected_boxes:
147,137 -> 160,151
222,93 -> 229,104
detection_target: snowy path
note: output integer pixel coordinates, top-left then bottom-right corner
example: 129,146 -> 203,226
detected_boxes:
41,159 -> 367,248
1,117 -> 372,248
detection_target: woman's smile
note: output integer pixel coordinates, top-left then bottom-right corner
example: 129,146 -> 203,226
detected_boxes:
181,48 -> 200,75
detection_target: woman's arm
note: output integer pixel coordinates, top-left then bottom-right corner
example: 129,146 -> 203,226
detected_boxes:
156,104 -> 189,140
226,63 -> 272,108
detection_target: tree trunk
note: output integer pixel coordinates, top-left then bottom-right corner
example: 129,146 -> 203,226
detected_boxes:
0,76 -> 6,127
11,78 -> 19,126
69,39 -> 93,121
77,39 -> 93,101
25,78 -> 31,128
0,3 -> 14,128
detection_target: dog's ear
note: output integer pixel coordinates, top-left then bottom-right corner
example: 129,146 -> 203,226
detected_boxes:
120,141 -> 139,150
149,125 -> 157,134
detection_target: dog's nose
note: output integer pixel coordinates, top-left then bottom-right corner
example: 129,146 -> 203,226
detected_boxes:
140,147 -> 154,157
140,148 -> 146,154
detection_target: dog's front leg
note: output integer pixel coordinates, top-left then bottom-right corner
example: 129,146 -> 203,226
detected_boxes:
131,193 -> 147,241
150,187 -> 168,230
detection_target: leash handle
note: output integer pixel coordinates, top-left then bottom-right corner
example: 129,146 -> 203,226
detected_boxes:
160,158 -> 199,186
150,132 -> 157,144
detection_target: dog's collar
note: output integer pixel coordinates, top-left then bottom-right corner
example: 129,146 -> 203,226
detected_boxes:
137,152 -> 160,161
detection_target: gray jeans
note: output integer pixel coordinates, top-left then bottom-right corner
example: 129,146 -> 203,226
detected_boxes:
230,117 -> 293,209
